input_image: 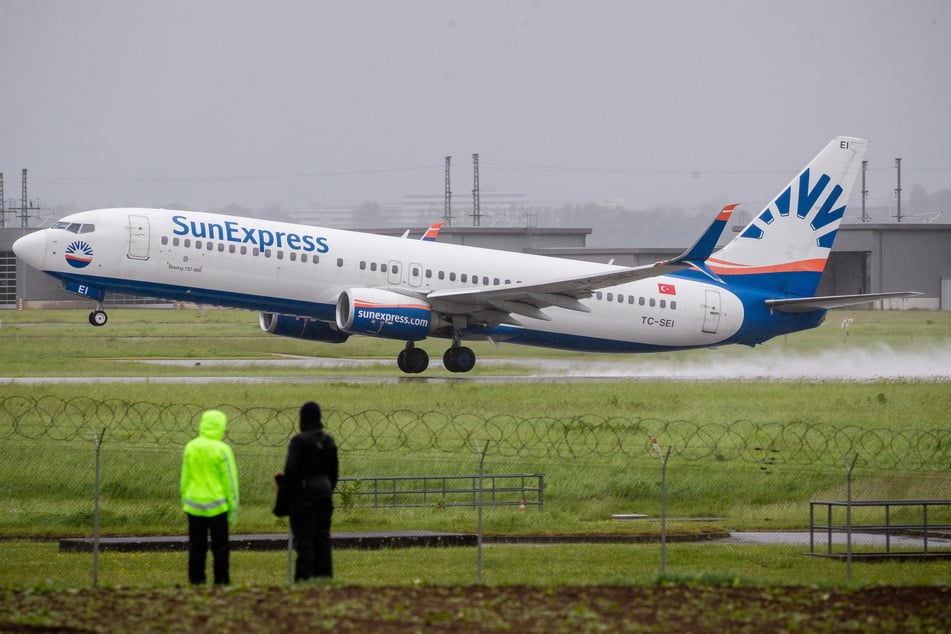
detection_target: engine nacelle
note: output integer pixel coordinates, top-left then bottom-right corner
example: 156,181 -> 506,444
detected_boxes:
336,288 -> 432,341
259,312 -> 350,343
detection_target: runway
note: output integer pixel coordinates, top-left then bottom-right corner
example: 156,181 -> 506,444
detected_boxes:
2,343 -> 950,383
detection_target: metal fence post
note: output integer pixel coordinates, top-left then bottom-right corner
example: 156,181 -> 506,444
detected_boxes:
841,453 -> 859,583
652,436 -> 671,577
474,439 -> 489,583
91,427 -> 106,588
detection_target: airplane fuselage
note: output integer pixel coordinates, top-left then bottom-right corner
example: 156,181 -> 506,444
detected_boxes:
20,208 -> 760,353
17,137 -> 887,373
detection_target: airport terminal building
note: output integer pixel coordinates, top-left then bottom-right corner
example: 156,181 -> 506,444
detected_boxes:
2,221 -> 949,311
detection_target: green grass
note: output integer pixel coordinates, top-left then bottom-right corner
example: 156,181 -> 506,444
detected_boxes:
1,541 -> 948,589
0,308 -> 949,589
1,307 -> 950,377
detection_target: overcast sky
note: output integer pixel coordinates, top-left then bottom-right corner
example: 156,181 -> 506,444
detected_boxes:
2,0 -> 949,220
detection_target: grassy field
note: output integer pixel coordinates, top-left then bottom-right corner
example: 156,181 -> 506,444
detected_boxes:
1,308 -> 949,592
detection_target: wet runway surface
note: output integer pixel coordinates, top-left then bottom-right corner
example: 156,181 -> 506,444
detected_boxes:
3,344 -> 950,383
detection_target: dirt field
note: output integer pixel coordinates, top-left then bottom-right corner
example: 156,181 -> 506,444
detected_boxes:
1,584 -> 948,633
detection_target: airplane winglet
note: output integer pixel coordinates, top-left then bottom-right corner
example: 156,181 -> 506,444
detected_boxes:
663,204 -> 737,267
421,222 -> 445,242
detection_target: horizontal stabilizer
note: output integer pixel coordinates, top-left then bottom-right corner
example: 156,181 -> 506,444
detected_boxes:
765,292 -> 921,313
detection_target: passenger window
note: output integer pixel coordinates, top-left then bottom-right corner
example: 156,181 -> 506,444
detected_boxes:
607,293 -> 614,302
161,236 -> 169,245
381,263 -> 387,273
184,239 -> 191,248
337,258 -> 344,267
461,274 -> 468,282
301,254 -> 308,263
360,261 -> 367,270
649,298 -> 656,307
639,297 -> 645,306
596,292 -> 603,300
449,272 -> 456,281
660,299 -> 666,308
671,300 -> 677,310
438,271 -> 445,280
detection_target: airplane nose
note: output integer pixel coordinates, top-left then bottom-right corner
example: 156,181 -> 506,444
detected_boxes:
12,230 -> 47,270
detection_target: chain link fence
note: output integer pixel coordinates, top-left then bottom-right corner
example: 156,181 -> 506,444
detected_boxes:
2,396 -> 949,547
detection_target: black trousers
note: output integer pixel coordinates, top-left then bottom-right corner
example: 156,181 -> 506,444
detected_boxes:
187,512 -> 230,585
289,497 -> 334,580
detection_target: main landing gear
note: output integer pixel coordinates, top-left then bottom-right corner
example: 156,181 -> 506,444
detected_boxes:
397,342 -> 429,374
396,340 -> 477,374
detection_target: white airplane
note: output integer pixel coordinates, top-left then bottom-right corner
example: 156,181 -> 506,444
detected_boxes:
13,136 -> 917,373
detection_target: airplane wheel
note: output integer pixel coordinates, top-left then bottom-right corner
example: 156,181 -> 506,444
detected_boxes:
89,310 -> 108,327
443,346 -> 476,373
398,347 -> 428,374
408,347 -> 429,373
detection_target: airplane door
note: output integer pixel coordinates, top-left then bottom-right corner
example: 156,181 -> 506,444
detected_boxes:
408,262 -> 423,287
128,215 -> 150,260
387,260 -> 402,285
702,289 -> 721,334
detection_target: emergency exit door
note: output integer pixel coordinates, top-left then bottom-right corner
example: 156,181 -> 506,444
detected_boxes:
701,289 -> 721,334
128,215 -> 150,260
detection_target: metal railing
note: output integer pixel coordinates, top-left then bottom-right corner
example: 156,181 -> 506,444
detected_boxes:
336,473 -> 544,510
809,499 -> 951,556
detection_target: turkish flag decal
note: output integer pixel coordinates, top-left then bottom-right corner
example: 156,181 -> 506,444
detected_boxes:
658,283 -> 677,295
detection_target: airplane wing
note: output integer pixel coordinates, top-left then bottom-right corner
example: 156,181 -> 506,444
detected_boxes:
765,292 -> 921,313
418,206 -> 736,324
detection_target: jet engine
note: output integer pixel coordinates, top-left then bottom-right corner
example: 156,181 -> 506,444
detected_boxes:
259,312 -> 350,343
336,288 -> 433,341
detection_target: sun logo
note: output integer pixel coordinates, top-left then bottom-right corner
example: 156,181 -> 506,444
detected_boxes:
740,168 -> 846,249
65,240 -> 94,268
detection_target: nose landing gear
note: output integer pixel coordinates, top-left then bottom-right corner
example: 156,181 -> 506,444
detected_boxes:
88,306 -> 108,326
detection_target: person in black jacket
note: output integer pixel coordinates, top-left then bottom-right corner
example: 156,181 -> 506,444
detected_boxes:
280,401 -> 339,580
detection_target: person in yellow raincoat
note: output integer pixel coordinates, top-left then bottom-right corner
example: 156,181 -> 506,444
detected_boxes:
181,409 -> 239,585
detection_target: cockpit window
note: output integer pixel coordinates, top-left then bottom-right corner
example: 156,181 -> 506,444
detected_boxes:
51,221 -> 95,234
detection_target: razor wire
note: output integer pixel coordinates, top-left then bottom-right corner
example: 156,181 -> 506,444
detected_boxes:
1,395 -> 948,471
